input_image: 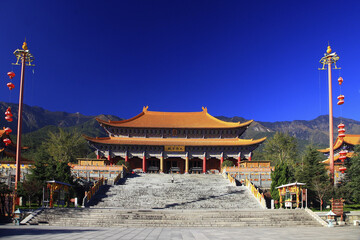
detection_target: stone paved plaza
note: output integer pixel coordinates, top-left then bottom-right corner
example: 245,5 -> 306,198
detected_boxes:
0,225 -> 359,240
94,174 -> 261,209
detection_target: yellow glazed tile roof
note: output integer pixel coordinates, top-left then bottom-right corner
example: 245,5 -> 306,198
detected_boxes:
318,134 -> 360,153
96,107 -> 253,129
84,135 -> 266,147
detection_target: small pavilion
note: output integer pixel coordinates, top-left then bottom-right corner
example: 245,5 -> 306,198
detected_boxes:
276,182 -> 306,209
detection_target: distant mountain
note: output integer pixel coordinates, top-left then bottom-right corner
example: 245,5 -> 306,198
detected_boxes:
0,102 -> 121,134
218,115 -> 360,149
2,102 -> 360,152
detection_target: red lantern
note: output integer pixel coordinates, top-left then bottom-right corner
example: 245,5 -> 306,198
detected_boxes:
338,128 -> 345,134
5,109 -> 12,117
4,127 -> 12,134
337,95 -> 344,105
339,150 -> 347,162
338,77 -> 343,85
7,72 -> 15,79
5,116 -> 13,122
338,123 -> 345,129
6,82 -> 15,90
339,133 -> 345,138
339,167 -> 347,174
3,138 -> 11,146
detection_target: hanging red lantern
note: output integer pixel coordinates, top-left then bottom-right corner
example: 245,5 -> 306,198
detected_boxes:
4,127 -> 12,134
339,167 -> 347,174
3,138 -> 11,146
5,109 -> 12,117
338,77 -> 343,85
339,155 -> 347,162
337,95 -> 344,105
5,116 -> 13,122
338,123 -> 345,129
339,150 -> 347,162
7,72 -> 15,79
6,82 -> 15,90
338,128 -> 345,134
339,133 -> 345,138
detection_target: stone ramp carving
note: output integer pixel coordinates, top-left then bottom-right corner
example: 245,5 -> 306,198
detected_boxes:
94,174 -> 261,209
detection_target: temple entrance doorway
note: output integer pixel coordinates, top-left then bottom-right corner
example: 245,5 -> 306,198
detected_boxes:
147,157 -> 160,173
129,157 -> 142,170
189,158 -> 203,174
207,158 -> 220,173
165,157 -> 184,174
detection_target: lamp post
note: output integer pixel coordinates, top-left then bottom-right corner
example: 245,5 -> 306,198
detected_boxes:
12,41 -> 34,212
319,45 -> 340,185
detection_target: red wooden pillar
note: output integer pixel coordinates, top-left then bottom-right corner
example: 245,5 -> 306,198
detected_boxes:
108,154 -> 112,166
142,152 -> 146,173
97,154 -> 100,160
220,152 -> 224,169
203,153 -> 206,173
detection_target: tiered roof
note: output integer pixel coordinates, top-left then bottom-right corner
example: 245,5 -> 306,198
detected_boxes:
96,106 -> 253,129
84,136 -> 266,146
318,134 -> 360,153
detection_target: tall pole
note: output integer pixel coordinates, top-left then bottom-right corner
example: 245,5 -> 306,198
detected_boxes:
14,50 -> 26,190
319,45 -> 340,185
12,41 -> 35,212
327,57 -> 334,183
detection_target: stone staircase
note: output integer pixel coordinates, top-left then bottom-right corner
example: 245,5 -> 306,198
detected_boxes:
28,174 -> 323,227
92,174 -> 261,209
29,208 -> 321,227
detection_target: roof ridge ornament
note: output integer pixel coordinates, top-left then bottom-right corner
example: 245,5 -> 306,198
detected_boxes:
202,106 -> 207,113
143,106 -> 149,112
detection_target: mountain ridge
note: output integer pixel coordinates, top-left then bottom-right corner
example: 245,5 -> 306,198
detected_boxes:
2,102 -> 360,150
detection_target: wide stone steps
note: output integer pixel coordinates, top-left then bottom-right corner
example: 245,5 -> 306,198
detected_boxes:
29,208 -> 321,227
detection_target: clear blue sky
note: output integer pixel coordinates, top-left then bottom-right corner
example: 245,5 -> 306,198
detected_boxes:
1,0 -> 359,122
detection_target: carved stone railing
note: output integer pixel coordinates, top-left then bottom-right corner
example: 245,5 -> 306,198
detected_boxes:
244,178 -> 267,209
82,177 -> 104,207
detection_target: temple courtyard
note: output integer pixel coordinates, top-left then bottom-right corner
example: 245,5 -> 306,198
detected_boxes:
0,225 -> 359,240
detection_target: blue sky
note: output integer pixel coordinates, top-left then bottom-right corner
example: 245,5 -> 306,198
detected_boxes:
0,0 -> 359,122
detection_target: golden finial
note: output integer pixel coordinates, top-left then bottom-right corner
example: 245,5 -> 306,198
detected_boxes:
22,41 -> 28,50
326,45 -> 332,54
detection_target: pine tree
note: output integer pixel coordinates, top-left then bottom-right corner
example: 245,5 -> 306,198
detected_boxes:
345,145 -> 360,203
296,146 -> 329,209
270,162 -> 294,207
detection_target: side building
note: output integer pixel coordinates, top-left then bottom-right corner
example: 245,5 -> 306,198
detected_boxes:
84,107 -> 266,174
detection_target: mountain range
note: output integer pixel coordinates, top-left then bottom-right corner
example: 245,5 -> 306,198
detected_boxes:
1,102 -> 360,151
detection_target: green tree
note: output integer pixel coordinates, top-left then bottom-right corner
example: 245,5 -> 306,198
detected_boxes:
295,146 -> 329,209
263,132 -> 298,166
270,162 -> 294,207
344,145 -> 360,203
222,160 -> 235,168
44,128 -> 88,163
17,178 -> 43,207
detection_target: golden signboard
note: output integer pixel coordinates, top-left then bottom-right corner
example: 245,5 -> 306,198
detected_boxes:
164,146 -> 185,152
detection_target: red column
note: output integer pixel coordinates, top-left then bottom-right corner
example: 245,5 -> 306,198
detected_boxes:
203,154 -> 206,173
108,155 -> 112,166
125,151 -> 128,162
142,152 -> 146,173
237,154 -> 241,167
220,154 -> 224,169
97,155 -> 100,160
